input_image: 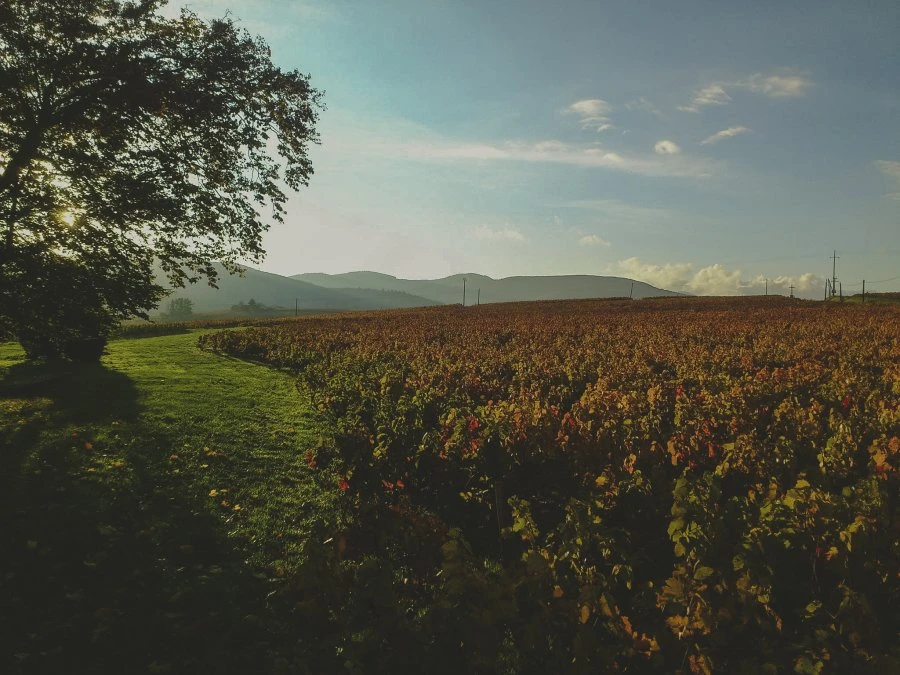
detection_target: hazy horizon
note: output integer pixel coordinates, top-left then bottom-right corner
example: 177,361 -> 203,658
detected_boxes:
166,1 -> 899,299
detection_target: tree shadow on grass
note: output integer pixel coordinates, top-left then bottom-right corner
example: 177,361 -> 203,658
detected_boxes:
0,360 -> 291,673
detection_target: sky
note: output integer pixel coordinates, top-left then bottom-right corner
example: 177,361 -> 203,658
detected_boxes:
164,0 -> 899,297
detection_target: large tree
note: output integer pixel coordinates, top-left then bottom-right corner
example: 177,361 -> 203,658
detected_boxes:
0,0 -> 321,358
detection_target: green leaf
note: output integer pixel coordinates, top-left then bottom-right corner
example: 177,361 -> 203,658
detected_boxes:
667,518 -> 685,538
694,566 -> 714,581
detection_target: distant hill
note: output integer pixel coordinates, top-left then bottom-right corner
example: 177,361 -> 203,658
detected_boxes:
292,271 -> 681,304
156,265 -> 440,314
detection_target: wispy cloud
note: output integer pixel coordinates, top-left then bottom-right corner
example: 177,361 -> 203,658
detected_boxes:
625,97 -> 664,118
471,225 -> 526,242
679,70 -> 813,112
565,98 -> 615,132
700,126 -> 751,145
874,160 -> 900,199
579,234 -> 611,247
654,140 -> 681,155
613,257 -> 823,297
743,73 -> 812,97
678,85 -> 731,113
347,136 -> 715,178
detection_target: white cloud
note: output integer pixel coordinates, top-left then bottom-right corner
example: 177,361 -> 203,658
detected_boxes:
679,70 -> 813,112
349,136 -> 714,178
743,73 -> 813,98
579,234 -> 611,247
700,126 -> 751,145
678,85 -> 731,113
531,140 -> 570,153
471,225 -> 526,242
875,160 -> 900,179
874,160 -> 900,200
565,98 -> 615,132
613,257 -> 823,297
654,140 -> 681,155
322,108 -> 716,178
567,99 -> 611,118
625,97 -> 664,117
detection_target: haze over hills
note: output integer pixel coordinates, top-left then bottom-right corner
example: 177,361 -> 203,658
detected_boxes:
157,264 -> 439,314
294,271 -> 682,304
156,266 -> 682,315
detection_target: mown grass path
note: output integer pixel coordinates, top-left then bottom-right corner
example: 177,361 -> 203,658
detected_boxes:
0,333 -> 339,674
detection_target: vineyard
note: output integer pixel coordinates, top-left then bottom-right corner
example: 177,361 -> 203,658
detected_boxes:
200,297 -> 899,673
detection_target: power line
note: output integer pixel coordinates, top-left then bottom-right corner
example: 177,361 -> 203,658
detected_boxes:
840,275 -> 900,288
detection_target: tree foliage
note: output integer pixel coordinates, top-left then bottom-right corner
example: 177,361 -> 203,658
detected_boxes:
0,0 -> 322,357
164,297 -> 193,321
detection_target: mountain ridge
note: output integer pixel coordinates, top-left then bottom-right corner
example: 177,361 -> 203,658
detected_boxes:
292,271 -> 683,304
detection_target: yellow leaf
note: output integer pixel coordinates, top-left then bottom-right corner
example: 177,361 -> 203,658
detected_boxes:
208,489 -> 218,497
552,585 -> 564,598
579,605 -> 590,624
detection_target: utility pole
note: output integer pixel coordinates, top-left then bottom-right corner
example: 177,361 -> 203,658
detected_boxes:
839,281 -> 842,301
462,277 -> 466,306
824,279 -> 830,301
477,288 -> 480,306
862,280 -> 865,304
765,278 -> 768,296
830,250 -> 839,298
789,284 -> 795,299
630,281 -> 634,300
295,298 -> 298,317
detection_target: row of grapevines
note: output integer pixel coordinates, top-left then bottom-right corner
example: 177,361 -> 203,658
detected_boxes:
199,297 -> 899,673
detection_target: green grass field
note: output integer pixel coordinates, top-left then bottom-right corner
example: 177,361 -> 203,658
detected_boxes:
0,332 -> 341,673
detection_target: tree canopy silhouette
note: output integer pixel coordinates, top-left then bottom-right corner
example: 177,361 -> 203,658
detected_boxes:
0,0 -> 322,358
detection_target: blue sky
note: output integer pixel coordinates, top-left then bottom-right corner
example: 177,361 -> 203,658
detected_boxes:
167,0 -> 899,296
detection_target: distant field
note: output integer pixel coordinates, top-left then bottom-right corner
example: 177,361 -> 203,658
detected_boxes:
2,297 -> 898,673
201,296 -> 900,673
